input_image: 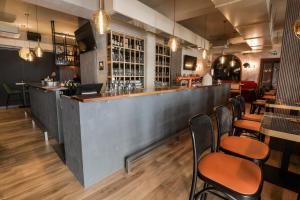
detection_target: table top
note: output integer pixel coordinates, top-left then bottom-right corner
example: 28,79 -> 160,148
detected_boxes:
261,112 -> 300,143
262,95 -> 276,100
266,103 -> 300,111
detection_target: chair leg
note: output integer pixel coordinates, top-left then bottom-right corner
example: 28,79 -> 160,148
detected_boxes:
6,95 -> 10,109
257,106 -> 262,114
200,183 -> 208,200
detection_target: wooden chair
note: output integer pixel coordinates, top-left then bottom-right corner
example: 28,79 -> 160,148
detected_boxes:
2,83 -> 23,109
215,106 -> 270,165
189,114 -> 263,200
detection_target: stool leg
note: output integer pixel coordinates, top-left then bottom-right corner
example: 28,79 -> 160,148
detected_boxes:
200,183 -> 208,200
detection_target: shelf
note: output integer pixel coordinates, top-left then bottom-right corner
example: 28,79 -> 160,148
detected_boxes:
107,31 -> 145,88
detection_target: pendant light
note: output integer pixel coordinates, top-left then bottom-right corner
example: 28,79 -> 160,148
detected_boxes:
219,21 -> 227,64
34,6 -> 43,58
168,0 -> 180,52
19,13 -> 35,61
94,0 -> 110,35
202,15 -> 208,59
229,56 -> 236,67
26,13 -> 35,62
220,54 -> 226,65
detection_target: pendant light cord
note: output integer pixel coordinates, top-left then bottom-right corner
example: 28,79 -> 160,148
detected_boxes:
35,6 -> 39,34
25,13 -> 30,48
172,0 -> 175,36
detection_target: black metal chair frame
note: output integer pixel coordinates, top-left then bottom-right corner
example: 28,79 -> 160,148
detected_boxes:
215,105 -> 270,165
230,97 -> 262,140
189,114 -> 263,200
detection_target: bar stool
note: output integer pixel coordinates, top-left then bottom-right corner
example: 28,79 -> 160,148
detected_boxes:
215,106 -> 270,165
231,98 -> 262,139
237,95 -> 263,122
189,114 -> 263,200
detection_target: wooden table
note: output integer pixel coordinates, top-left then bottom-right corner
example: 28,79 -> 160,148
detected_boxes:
266,103 -> 300,111
261,111 -> 300,199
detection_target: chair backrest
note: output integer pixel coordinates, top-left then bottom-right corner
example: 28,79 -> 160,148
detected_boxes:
189,114 -> 215,162
231,97 -> 242,120
2,83 -> 12,94
189,114 -> 215,200
236,95 -> 246,114
215,106 -> 233,150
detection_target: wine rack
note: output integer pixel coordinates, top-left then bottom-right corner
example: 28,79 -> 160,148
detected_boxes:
155,43 -> 171,86
107,31 -> 145,88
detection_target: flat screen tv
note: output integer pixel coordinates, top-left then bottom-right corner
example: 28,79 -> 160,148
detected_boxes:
183,55 -> 197,70
74,22 -> 97,54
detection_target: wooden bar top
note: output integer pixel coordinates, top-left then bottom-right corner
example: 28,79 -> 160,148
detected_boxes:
71,84 -> 224,103
28,82 -> 67,92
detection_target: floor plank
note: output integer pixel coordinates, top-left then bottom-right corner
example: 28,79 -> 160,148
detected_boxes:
0,108 -> 299,200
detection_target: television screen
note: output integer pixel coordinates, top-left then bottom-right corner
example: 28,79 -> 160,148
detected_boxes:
183,55 -> 197,70
74,22 -> 97,54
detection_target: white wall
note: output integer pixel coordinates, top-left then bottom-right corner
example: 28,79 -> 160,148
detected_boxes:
235,49 -> 281,82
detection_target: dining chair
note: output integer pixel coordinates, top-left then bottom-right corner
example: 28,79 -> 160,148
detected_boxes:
2,83 -> 23,109
250,89 -> 266,114
189,114 -> 263,200
237,95 -> 263,122
215,105 -> 270,165
231,97 -> 262,140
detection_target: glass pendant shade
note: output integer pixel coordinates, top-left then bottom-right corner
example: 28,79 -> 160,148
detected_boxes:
19,47 -> 30,60
35,42 -> 43,58
168,36 -> 179,52
27,51 -> 35,62
94,9 -> 110,35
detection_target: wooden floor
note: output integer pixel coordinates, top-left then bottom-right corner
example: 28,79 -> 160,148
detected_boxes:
0,108 -> 299,200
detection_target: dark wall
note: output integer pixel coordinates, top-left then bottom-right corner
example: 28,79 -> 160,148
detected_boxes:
0,48 -> 57,107
277,0 -> 300,104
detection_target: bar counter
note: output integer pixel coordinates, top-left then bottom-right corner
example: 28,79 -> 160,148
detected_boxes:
72,85 -> 220,102
28,83 -> 66,144
61,84 -> 230,187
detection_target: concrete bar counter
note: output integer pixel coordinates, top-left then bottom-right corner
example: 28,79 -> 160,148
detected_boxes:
60,84 -> 230,187
29,83 -> 67,144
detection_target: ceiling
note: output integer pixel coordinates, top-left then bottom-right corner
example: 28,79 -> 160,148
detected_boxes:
139,0 -> 239,42
139,0 -> 287,53
0,0 -> 78,36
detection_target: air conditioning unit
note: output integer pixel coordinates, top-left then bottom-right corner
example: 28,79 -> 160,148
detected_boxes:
0,22 -> 20,39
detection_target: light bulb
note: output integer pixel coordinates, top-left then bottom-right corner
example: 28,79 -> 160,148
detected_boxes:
230,60 -> 236,67
27,51 -> 35,62
35,42 -> 43,58
202,49 -> 207,59
94,9 -> 110,35
220,56 -> 226,64
168,37 -> 179,52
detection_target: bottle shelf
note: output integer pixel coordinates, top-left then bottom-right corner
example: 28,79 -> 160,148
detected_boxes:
155,43 -> 171,86
107,31 -> 145,87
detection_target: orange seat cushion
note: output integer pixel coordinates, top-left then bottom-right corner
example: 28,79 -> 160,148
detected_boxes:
241,114 -> 263,122
199,152 -> 262,195
220,136 -> 269,160
252,100 -> 266,106
234,120 -> 261,132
